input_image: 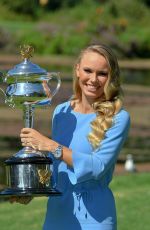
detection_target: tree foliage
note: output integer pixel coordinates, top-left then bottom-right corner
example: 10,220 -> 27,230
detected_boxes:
0,0 -> 149,58
0,0 -> 150,17
1,0 -> 39,16
0,0 -> 82,16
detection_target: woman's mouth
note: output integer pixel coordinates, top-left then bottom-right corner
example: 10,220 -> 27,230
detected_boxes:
86,84 -> 99,92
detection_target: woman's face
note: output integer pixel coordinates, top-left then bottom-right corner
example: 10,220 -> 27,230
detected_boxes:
76,51 -> 109,102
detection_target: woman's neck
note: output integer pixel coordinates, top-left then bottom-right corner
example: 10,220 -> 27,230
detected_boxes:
72,97 -> 95,114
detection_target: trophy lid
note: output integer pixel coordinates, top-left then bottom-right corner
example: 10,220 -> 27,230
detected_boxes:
6,45 -> 47,79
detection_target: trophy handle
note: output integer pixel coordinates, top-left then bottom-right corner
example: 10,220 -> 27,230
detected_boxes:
3,75 -> 17,108
0,74 -> 15,108
36,72 -> 61,107
47,72 -> 61,98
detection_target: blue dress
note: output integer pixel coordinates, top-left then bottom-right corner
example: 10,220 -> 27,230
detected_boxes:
43,101 -> 130,230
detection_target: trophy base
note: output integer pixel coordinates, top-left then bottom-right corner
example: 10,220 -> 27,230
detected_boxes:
0,187 -> 61,198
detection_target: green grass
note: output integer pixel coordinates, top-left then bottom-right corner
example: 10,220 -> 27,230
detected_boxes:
110,173 -> 150,230
0,197 -> 47,230
0,173 -> 150,230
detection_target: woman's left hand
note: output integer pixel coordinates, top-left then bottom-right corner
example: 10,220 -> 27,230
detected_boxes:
20,128 -> 57,152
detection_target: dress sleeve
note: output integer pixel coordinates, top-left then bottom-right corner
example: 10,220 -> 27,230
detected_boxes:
69,110 -> 130,184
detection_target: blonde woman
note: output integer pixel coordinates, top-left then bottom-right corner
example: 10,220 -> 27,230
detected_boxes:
19,44 -> 130,230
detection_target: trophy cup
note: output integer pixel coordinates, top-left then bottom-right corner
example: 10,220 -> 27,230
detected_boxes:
0,45 -> 61,197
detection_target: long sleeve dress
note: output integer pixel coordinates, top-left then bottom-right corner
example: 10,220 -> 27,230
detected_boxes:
43,101 -> 130,230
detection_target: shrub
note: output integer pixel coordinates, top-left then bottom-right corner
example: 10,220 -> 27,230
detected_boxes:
1,0 -> 39,17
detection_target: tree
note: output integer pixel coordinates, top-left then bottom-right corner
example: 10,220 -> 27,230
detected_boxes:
1,0 -> 39,17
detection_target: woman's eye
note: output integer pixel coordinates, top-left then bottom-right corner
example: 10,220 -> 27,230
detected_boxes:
98,72 -> 108,77
84,68 -> 92,73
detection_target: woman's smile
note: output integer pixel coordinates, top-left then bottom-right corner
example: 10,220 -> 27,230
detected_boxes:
85,83 -> 100,92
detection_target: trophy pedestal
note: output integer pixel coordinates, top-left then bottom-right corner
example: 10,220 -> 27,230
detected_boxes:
0,148 -> 61,198
0,187 -> 61,197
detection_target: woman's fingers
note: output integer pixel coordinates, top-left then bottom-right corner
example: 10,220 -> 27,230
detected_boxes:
20,133 -> 30,138
20,128 -> 48,151
21,128 -> 33,133
21,137 -> 33,142
21,136 -> 39,150
20,128 -> 40,138
21,137 -> 27,143
21,138 -> 31,145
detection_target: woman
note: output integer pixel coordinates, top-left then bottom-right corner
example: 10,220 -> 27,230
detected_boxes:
17,44 -> 130,230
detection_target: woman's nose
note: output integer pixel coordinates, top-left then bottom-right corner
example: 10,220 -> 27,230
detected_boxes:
90,73 -> 97,82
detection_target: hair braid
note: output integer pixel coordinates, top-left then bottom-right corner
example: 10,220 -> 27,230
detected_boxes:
88,98 -> 122,149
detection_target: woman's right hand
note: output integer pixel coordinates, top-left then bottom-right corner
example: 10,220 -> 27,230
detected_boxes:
9,196 -> 33,205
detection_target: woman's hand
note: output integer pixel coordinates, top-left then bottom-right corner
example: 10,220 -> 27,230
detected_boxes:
20,128 -> 57,152
9,196 -> 33,205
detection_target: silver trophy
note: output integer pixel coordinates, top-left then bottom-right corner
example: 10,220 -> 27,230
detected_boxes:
0,45 -> 61,197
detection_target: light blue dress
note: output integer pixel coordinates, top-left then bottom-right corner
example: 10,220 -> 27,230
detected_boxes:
43,101 -> 130,230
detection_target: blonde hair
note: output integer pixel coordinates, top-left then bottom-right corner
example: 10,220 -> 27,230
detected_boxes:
72,44 -> 123,149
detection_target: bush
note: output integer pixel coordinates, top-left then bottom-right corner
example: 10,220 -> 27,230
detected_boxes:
0,0 -> 82,17
1,0 -> 39,17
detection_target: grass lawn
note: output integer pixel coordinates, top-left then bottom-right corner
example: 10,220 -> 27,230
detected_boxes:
0,172 -> 149,230
0,196 -> 47,230
111,172 -> 150,230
